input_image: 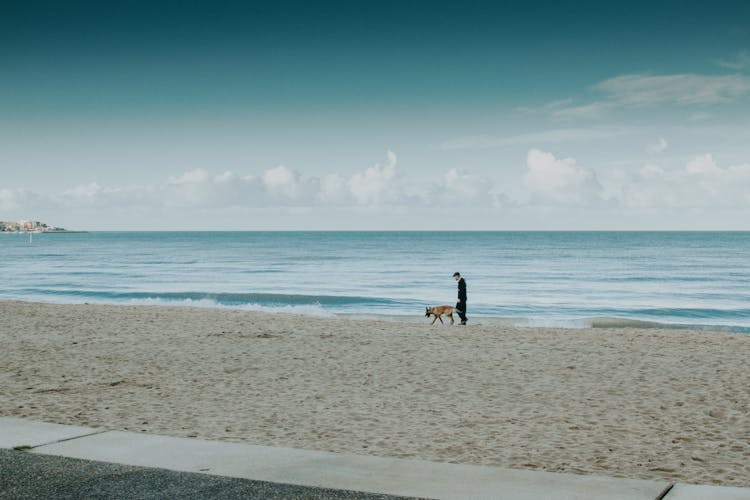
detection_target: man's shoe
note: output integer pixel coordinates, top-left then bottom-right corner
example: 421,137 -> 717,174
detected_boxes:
460,320 -> 467,325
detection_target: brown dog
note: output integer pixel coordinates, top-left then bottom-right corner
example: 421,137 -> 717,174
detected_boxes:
425,305 -> 455,325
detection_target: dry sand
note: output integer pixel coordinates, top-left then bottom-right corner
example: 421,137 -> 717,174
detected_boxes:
1,300 -> 748,486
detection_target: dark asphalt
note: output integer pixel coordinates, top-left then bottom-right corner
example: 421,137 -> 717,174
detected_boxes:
0,449 -> 420,500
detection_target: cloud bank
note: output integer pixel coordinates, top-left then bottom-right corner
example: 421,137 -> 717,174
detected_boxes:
4,149 -> 750,229
1,151 -> 493,213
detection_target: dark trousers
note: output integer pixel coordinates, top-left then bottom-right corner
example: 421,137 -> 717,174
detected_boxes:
455,301 -> 467,322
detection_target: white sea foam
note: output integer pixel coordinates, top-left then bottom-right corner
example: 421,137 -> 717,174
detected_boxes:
122,297 -> 334,317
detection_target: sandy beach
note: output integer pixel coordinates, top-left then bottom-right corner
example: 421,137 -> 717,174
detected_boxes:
1,300 -> 748,487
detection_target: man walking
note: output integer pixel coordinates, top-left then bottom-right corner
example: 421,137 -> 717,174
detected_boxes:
453,272 -> 467,325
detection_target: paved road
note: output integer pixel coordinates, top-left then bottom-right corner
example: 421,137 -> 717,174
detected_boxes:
0,449 -> 417,500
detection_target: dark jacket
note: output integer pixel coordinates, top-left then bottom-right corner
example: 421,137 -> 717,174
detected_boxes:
457,277 -> 467,302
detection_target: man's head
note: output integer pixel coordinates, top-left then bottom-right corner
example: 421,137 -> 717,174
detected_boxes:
453,272 -> 461,281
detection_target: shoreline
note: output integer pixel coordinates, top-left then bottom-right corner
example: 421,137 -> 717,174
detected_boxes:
1,300 -> 748,487
3,297 -> 749,334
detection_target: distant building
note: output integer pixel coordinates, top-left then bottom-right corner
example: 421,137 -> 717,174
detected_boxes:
0,220 -> 67,232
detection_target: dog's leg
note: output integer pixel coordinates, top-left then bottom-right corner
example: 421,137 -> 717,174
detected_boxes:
431,314 -> 438,325
438,315 -> 444,324
449,313 -> 454,325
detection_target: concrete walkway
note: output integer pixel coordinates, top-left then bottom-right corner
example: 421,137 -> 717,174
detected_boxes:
1,417 -> 748,500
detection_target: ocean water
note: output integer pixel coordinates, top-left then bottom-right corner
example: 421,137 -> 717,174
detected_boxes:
1,231 -> 749,332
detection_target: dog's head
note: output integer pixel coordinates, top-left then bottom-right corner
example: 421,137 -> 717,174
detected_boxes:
425,307 -> 431,317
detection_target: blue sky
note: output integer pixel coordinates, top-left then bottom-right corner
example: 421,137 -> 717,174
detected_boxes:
2,0 -> 750,229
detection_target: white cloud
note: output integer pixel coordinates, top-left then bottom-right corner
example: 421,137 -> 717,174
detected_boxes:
421,168 -> 496,207
640,163 -> 665,177
685,153 -> 721,175
444,168 -> 481,197
717,51 -> 750,70
53,182 -> 128,207
164,169 -> 214,207
522,100 -> 613,120
386,150 -> 397,167
523,149 -> 604,205
318,174 -> 349,204
533,72 -> 750,121
214,171 -> 236,183
167,169 -> 210,185
262,165 -> 301,199
647,137 -> 668,154
594,73 -> 750,105
515,98 -> 574,115
552,101 -> 612,119
60,182 -> 103,200
347,150 -> 399,205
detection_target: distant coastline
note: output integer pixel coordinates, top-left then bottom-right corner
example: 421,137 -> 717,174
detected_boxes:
0,220 -> 84,233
